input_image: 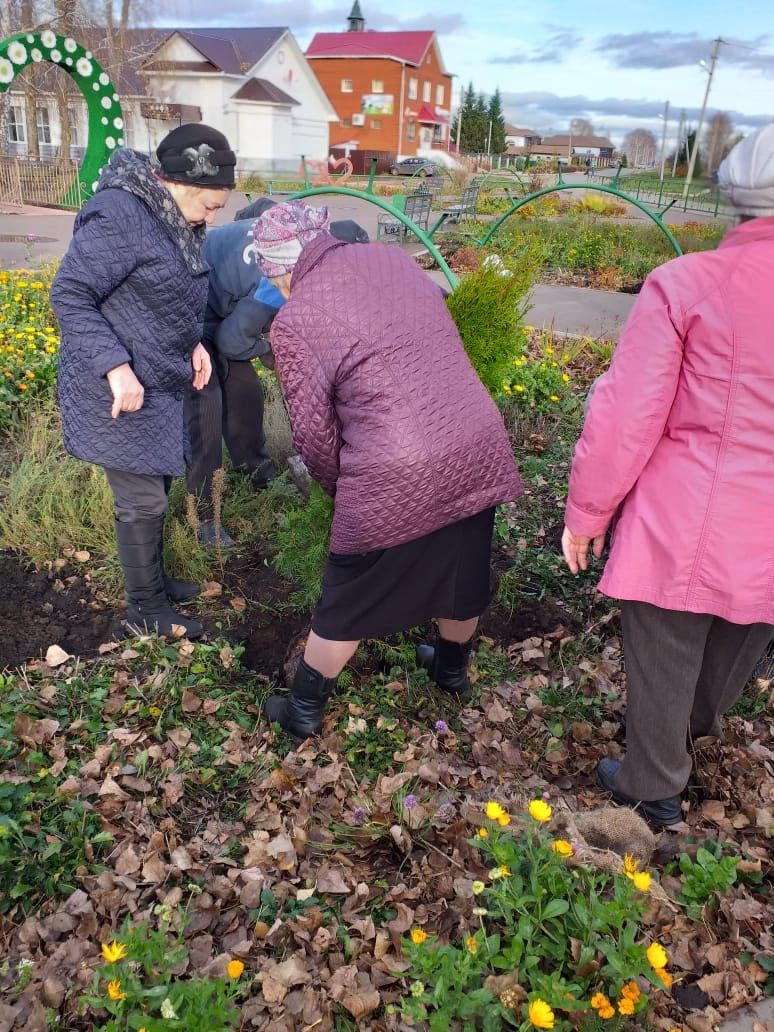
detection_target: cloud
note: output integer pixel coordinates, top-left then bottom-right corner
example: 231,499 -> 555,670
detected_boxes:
490,28 -> 581,65
597,31 -> 774,75
499,90 -> 772,139
166,0 -> 463,34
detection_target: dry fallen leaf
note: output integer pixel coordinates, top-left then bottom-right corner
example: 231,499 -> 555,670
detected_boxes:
45,644 -> 70,667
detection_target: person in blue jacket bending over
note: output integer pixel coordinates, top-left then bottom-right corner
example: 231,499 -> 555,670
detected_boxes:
185,198 -> 368,546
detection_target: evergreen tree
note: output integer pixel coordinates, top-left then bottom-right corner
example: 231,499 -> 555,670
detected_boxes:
487,88 -> 507,154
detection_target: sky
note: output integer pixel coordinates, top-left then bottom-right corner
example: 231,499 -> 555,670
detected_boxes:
162,0 -> 774,147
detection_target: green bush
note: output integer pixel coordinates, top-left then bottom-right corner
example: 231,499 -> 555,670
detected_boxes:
270,480 -> 333,610
446,258 -> 534,397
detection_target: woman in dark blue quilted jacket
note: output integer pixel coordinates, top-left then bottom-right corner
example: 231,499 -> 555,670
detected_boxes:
50,124 -> 235,638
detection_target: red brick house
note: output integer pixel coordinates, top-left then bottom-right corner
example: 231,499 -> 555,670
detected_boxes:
306,2 -> 454,159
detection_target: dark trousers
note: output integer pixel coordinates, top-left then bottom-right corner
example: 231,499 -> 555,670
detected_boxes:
617,601 -> 773,800
104,467 -> 171,522
185,351 -> 272,520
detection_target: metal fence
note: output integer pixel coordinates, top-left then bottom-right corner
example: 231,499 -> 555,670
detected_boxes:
588,172 -> 732,217
0,156 -> 83,209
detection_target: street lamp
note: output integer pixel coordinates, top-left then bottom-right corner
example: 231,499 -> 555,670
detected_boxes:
682,38 -> 723,200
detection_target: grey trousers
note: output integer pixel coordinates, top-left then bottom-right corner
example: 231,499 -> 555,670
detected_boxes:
104,467 -> 171,523
616,601 -> 773,800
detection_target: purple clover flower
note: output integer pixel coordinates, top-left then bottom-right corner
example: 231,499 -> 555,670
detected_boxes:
435,719 -> 449,734
350,806 -> 366,825
403,794 -> 418,810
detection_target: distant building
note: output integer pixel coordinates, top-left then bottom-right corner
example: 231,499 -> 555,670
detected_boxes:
540,134 -> 615,159
2,26 -> 336,172
504,125 -> 540,149
306,2 -> 454,161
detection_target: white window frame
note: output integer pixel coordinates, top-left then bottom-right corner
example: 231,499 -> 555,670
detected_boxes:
435,84 -> 444,106
407,119 -> 416,141
371,79 -> 384,93
341,78 -> 353,93
8,105 -> 26,143
36,106 -> 51,145
422,81 -> 431,103
67,107 -> 80,146
408,77 -> 418,100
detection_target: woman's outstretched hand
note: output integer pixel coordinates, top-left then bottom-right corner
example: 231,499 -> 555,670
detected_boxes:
562,526 -> 606,574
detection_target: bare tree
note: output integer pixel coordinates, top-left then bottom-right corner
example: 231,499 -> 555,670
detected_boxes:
623,128 -> 658,167
569,117 -> 594,136
702,112 -> 734,173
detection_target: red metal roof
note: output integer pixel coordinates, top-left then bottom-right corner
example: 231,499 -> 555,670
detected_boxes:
417,103 -> 448,125
306,30 -> 434,65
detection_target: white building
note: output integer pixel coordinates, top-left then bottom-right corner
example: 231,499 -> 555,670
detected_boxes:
1,26 -> 337,173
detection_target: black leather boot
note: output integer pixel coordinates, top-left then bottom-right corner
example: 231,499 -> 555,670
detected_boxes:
417,636 -> 474,700
596,758 -> 683,828
264,658 -> 337,739
115,519 -> 203,639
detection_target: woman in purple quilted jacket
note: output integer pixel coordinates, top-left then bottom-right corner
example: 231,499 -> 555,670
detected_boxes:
249,201 -> 523,739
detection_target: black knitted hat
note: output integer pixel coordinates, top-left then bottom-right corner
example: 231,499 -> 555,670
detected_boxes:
156,123 -> 236,189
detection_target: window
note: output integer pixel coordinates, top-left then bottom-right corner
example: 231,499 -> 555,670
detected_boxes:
371,79 -> 384,93
422,81 -> 431,102
407,119 -> 416,141
341,118 -> 352,128
435,84 -> 444,106
68,107 -> 79,146
36,106 -> 51,145
408,77 -> 418,100
433,124 -> 444,144
371,118 -> 382,130
8,105 -> 25,143
341,78 -> 353,93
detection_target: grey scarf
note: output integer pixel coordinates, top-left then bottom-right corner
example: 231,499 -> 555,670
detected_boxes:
97,149 -> 207,274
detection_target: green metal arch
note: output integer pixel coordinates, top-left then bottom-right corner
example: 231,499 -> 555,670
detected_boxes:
287,184 -> 459,290
477,181 -> 683,256
0,30 -> 124,206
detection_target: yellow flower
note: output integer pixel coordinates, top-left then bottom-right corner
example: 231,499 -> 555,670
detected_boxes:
107,980 -> 126,1001
485,801 -> 506,821
551,839 -> 573,856
590,993 -> 609,1010
515,384 -> 525,392
632,870 -> 652,892
646,942 -> 668,970
598,1003 -> 615,1019
498,865 -> 511,877
148,705 -> 162,718
472,880 -> 486,895
477,827 -> 488,839
465,936 -> 478,954
497,813 -> 511,826
621,981 -> 641,1002
227,959 -> 244,979
562,373 -> 570,382
410,928 -> 428,945
623,854 -> 640,877
528,799 -> 552,822
618,997 -> 635,1015
654,967 -> 673,988
528,998 -> 555,1029
101,941 -> 127,964
549,394 -> 559,402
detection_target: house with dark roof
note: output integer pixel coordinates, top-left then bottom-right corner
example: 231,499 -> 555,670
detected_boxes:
504,125 -> 540,149
2,25 -> 337,172
306,2 -> 454,161
540,134 -> 614,159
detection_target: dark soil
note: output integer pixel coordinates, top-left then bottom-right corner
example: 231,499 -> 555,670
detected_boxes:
0,546 -> 568,678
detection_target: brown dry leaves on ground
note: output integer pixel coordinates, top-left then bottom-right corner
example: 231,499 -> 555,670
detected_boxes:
0,628 -> 772,1031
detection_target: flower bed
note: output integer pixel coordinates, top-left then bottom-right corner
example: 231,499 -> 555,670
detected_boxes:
0,268 -> 59,430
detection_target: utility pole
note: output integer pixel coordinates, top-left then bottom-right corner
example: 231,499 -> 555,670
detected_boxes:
682,37 -> 723,200
672,109 -> 686,177
455,85 -> 463,154
658,100 -> 670,182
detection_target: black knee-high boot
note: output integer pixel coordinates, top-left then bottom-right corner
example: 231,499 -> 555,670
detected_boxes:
263,658 -> 337,739
417,636 -> 474,700
115,518 -> 203,639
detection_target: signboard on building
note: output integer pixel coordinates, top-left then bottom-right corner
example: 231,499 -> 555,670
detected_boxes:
361,94 -> 394,115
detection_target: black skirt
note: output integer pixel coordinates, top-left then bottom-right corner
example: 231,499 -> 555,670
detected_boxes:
311,507 -> 496,641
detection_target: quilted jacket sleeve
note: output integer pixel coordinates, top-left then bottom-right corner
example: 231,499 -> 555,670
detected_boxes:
565,267 -> 685,537
270,306 -> 341,496
50,191 -> 148,379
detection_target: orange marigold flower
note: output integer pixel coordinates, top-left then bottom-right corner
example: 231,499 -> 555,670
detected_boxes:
410,928 -> 428,945
227,959 -> 244,979
618,997 -> 635,1015
621,981 -> 641,1001
598,1003 -> 615,1019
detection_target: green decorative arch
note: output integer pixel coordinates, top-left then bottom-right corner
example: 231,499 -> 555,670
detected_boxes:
475,181 -> 683,256
0,30 -> 125,206
288,183 -> 460,290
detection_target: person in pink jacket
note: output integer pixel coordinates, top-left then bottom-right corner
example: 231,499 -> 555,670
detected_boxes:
246,201 -> 523,740
562,125 -> 774,827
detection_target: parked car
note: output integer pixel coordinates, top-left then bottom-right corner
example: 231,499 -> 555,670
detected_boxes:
389,157 -> 442,177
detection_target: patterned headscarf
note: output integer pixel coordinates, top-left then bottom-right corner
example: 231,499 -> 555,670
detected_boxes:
246,200 -> 331,277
